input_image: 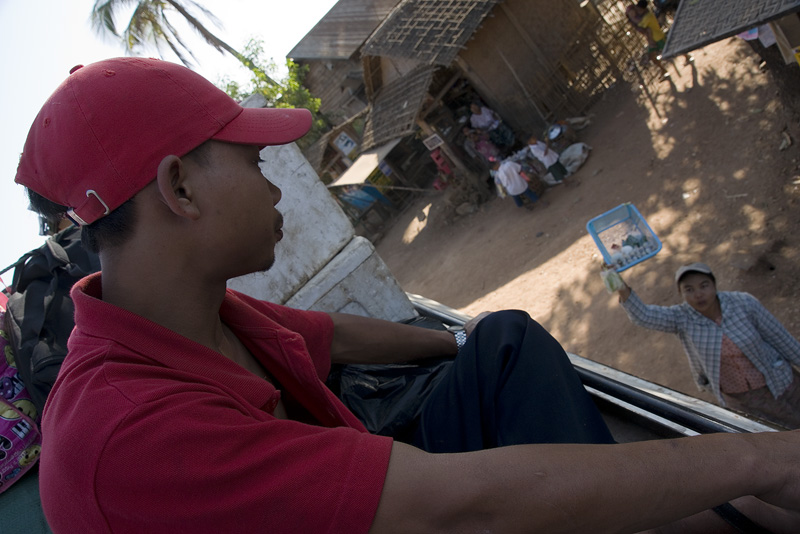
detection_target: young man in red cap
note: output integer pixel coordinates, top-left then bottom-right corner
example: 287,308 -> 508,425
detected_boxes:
15,57 -> 800,534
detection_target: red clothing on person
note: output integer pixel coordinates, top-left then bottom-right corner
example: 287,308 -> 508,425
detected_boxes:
719,330 -> 767,394
39,273 -> 392,534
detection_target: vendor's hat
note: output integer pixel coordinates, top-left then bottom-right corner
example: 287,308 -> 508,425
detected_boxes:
15,57 -> 312,226
674,262 -> 715,284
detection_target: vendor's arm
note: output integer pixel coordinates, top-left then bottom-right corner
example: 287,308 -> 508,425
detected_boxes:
617,282 -> 681,334
329,312 -> 457,364
371,431 -> 800,534
747,293 -> 800,366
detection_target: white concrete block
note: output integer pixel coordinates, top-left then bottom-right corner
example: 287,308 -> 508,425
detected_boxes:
286,236 -> 418,322
227,143 -> 354,303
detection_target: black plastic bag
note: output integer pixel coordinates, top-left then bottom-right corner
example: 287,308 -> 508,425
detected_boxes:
331,316 -> 455,440
338,358 -> 453,439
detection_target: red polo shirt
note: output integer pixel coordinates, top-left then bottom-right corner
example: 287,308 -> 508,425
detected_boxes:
40,273 -> 392,533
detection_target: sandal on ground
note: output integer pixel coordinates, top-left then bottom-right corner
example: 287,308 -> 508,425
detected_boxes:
712,502 -> 774,534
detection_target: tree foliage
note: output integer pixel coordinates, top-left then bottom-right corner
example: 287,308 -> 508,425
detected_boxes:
220,39 -> 329,150
90,2 -> 326,149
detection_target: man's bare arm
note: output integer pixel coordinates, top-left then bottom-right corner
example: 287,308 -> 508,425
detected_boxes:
370,432 -> 800,534
328,312 -> 456,364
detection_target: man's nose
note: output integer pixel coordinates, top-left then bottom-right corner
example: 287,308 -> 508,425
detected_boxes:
267,180 -> 282,205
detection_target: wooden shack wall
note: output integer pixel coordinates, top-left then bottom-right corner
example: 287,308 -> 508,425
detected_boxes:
458,0 -> 620,135
302,59 -> 368,123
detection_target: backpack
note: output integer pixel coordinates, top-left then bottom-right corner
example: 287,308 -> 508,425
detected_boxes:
3,226 -> 100,416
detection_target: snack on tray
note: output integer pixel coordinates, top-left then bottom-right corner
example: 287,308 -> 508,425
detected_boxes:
586,203 -> 662,273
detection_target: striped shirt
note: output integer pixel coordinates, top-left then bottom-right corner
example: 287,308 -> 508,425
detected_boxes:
622,290 -> 800,405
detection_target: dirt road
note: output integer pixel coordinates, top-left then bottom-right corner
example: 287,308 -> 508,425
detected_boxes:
376,38 -> 800,406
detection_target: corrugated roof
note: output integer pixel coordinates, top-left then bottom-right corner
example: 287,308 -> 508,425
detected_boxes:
363,0 -> 499,66
288,0 -> 402,60
327,138 -> 403,187
663,0 -> 800,57
361,64 -> 435,150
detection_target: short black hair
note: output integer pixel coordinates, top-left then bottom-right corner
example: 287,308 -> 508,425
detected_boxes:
24,141 -> 212,254
636,0 -> 648,9
26,188 -> 136,254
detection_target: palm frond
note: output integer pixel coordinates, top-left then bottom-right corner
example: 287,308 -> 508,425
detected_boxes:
163,0 -> 232,55
90,0 -> 138,37
158,13 -> 200,66
183,0 -> 223,31
88,0 -> 277,81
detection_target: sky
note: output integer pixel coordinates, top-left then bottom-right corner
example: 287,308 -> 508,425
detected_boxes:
0,0 -> 339,280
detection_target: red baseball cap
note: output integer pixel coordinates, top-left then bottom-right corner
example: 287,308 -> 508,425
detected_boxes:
15,57 -> 312,225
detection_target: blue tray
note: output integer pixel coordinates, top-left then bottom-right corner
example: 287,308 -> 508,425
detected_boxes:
586,203 -> 662,272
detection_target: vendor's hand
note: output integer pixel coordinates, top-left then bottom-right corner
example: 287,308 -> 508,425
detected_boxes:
617,282 -> 631,302
464,311 -> 492,337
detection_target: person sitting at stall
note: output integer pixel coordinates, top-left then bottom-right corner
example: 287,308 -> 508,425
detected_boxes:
469,102 -> 516,152
616,262 -> 800,428
527,134 -> 570,184
462,126 -> 500,169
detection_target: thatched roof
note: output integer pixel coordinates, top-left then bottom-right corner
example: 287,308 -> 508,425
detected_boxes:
363,0 -> 499,66
360,64 -> 436,150
288,0 -> 401,60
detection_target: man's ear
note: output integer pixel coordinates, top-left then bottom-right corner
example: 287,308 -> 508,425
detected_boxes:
155,154 -> 201,220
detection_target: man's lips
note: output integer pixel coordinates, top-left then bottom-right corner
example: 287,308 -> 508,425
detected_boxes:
275,213 -> 284,241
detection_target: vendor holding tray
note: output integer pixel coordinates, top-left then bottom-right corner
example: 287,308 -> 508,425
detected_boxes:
616,262 -> 800,428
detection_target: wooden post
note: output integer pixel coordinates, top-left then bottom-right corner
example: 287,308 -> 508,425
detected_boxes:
495,46 -> 547,124
420,70 -> 462,120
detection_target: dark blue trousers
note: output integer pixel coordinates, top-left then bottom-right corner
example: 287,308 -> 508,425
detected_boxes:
511,189 -> 539,208
411,310 -> 614,453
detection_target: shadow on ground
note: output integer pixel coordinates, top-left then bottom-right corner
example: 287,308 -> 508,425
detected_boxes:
376,39 -> 800,405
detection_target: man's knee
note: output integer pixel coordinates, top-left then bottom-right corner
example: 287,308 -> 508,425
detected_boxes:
474,310 -> 535,339
475,310 -> 533,330
472,310 -> 565,363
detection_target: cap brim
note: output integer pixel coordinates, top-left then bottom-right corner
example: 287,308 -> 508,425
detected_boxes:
212,107 -> 312,146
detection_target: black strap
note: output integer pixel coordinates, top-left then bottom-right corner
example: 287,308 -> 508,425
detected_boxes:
712,503 -> 774,534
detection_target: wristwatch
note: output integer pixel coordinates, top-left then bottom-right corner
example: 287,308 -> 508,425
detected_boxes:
450,328 -> 467,352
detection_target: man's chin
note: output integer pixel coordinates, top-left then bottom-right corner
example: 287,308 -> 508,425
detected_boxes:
232,256 -> 276,279
256,256 -> 276,274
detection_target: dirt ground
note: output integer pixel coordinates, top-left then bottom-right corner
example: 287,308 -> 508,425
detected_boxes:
375,38 -> 800,407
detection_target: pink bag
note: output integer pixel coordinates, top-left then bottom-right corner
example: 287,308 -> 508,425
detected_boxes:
0,307 -> 42,494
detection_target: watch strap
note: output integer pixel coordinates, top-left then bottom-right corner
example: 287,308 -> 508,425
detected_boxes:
452,329 -> 467,351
